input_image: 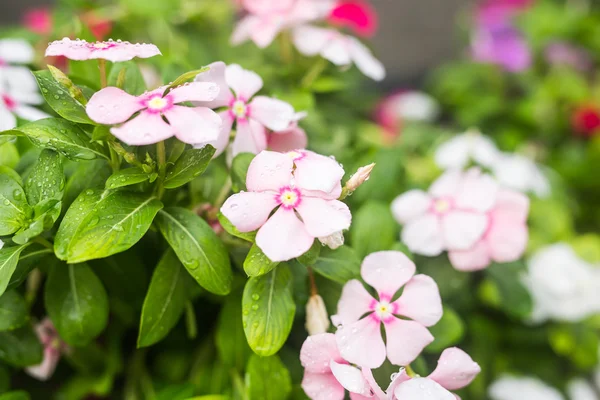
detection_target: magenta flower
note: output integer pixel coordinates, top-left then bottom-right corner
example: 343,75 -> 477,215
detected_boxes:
449,189 -> 529,271
194,62 -> 296,157
45,38 -> 161,62
86,83 -> 222,146
220,150 -> 350,262
26,318 -> 68,381
332,251 -> 442,368
391,169 -> 497,257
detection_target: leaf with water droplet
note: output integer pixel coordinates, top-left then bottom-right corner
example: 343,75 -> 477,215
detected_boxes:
243,244 -> 279,277
245,354 -> 292,400
33,70 -> 94,124
105,167 -> 150,190
24,149 -> 64,231
163,145 -> 215,189
0,244 -> 31,298
0,173 -> 31,236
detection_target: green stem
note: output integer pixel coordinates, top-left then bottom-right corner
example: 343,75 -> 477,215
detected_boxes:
25,269 -> 42,307
155,141 -> 167,199
98,59 -> 108,89
302,58 -> 327,89
279,31 -> 293,64
405,364 -> 416,378
185,301 -> 198,340
109,144 -> 120,172
33,236 -> 53,249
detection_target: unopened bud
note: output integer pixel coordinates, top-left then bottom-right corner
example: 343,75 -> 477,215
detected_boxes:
318,231 -> 344,250
347,163 -> 375,193
305,294 -> 330,335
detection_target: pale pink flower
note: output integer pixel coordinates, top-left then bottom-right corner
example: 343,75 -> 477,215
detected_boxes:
375,90 -> 440,135
391,169 -> 498,257
449,189 -> 529,271
220,150 -> 350,262
267,113 -> 308,153
26,318 -> 68,381
0,67 -> 49,131
45,38 -> 161,62
0,38 -> 35,66
393,348 -> 481,400
194,62 -> 296,157
332,251 -> 442,368
293,25 -> 385,81
86,83 -> 222,146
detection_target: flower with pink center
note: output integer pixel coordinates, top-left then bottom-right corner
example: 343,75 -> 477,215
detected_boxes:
194,62 -> 296,157
45,38 -> 161,62
332,251 -> 443,368
292,25 -> 385,81
391,168 -> 497,257
26,318 -> 68,381
86,83 -> 222,146
0,67 -> 49,131
393,347 -> 481,399
220,150 -> 350,262
328,0 -> 378,38
449,189 -> 529,271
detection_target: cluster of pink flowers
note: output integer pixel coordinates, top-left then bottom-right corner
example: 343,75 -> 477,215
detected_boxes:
391,168 -> 530,271
300,251 -> 481,399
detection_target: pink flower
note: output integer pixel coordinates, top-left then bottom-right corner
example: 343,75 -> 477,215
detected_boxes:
86,83 -> 222,146
0,67 -> 49,131
391,169 -> 498,257
26,318 -> 68,381
292,25 -> 385,81
328,0 -> 378,38
267,112 -> 309,153
449,189 -> 529,271
332,251 -> 442,368
393,348 -> 481,399
45,38 -> 161,62
375,90 -> 440,136
220,150 -> 350,262
194,62 -> 296,157
23,8 -> 52,35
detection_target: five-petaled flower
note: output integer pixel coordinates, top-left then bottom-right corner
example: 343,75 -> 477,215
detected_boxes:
194,62 -> 296,157
26,318 -> 68,381
332,251 -> 442,368
45,38 -> 161,62
86,83 -> 222,146
220,150 -> 350,262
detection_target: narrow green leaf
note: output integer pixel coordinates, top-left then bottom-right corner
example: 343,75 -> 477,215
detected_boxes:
7,245 -> 53,291
44,262 -> 109,346
0,291 -> 29,331
163,67 -> 210,93
217,212 -> 256,242
0,245 -> 31,298
351,201 -> 398,258
47,65 -> 87,105
108,61 -> 147,95
156,207 -> 232,295
163,146 -> 215,189
245,354 -> 292,400
138,250 -> 192,348
33,70 -> 93,124
242,264 -> 295,356
0,325 -> 43,367
54,189 -> 163,263
311,246 -> 361,284
231,153 -> 255,192
0,173 -> 31,236
105,167 -> 150,190
244,244 -> 279,277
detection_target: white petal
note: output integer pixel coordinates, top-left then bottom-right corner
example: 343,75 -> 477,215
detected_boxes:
348,37 -> 385,81
0,39 -> 35,64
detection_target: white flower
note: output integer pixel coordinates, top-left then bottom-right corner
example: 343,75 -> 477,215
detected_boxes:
387,91 -> 440,122
305,294 -> 330,335
0,39 -> 35,66
489,376 -> 564,400
522,243 -> 600,323
318,231 -> 344,250
491,153 -> 550,198
567,379 -> 598,400
435,130 -> 500,170
0,68 -> 49,131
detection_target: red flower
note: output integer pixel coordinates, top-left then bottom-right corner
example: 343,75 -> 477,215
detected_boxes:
572,105 -> 600,138
23,8 -> 52,35
328,0 -> 378,38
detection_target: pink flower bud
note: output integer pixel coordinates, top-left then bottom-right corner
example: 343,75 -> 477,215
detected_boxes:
346,163 -> 375,193
305,294 -> 330,335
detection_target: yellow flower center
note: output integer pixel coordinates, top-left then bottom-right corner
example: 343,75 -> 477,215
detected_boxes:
433,199 -> 451,214
93,42 -> 111,49
232,100 -> 248,118
147,97 -> 168,111
280,190 -> 298,206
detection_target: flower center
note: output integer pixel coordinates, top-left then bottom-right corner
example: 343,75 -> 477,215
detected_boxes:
286,150 -> 306,162
231,99 -> 248,119
143,94 -> 172,113
1,95 -> 16,111
90,42 -> 115,50
373,300 -> 395,322
277,186 -> 301,209
432,198 -> 452,214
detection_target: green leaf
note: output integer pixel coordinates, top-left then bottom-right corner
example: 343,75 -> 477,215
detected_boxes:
54,189 -> 163,263
297,240 -> 321,266
350,201 -> 397,258
485,261 -> 533,319
0,291 -> 28,331
231,153 -> 255,192
216,290 -> 252,371
0,325 -> 43,367
47,65 -> 87,105
311,246 -> 361,284
138,250 -> 192,348
63,159 -> 112,208
242,264 -> 295,356
0,245 -> 31,298
44,262 -> 109,346
33,70 -> 94,124
0,142 -> 19,169
164,146 -> 215,189
105,167 -> 150,190
0,173 -> 31,236
108,61 -> 147,96
7,245 -> 53,291
0,391 -> 31,400
4,118 -> 106,161
217,212 -> 256,242
163,67 -> 210,93
426,307 -> 465,353
245,354 -> 292,400
24,149 -> 64,217
244,244 -> 279,277
156,207 -> 232,295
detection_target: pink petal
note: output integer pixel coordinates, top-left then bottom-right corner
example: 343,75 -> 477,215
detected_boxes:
250,19 -> 286,49
293,25 -> 331,57
45,39 -> 92,60
361,368 -> 386,399
448,241 -> 492,272
348,36 -> 385,81
256,207 -> 315,262
391,190 -> 432,224
322,37 -> 353,66
300,333 -> 344,374
333,280 -> 375,326
385,369 -> 412,395
394,275 -> 443,327
268,125 -> 308,153
330,360 -> 372,397
203,110 -> 234,158
454,169 -> 498,213
225,64 -> 263,99
25,347 -> 61,381
246,150 -> 294,192
493,189 -> 530,222
294,151 -> 345,195
232,119 -> 268,157
441,211 -> 488,251
401,214 -> 445,256
220,192 -> 279,232
193,61 -> 234,108
302,372 -> 345,400
169,82 -> 220,104
487,220 -> 528,264
336,317 -> 386,369
87,87 -> 145,125
110,111 -> 174,145
91,42 -> 161,62
295,198 -> 351,238
428,347 -> 481,391
429,170 -> 462,198
361,251 -> 416,297
394,378 -> 456,400
243,0 -> 296,15
250,96 -> 295,131
230,15 -> 258,46
164,106 -> 221,145
384,318 -> 434,366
